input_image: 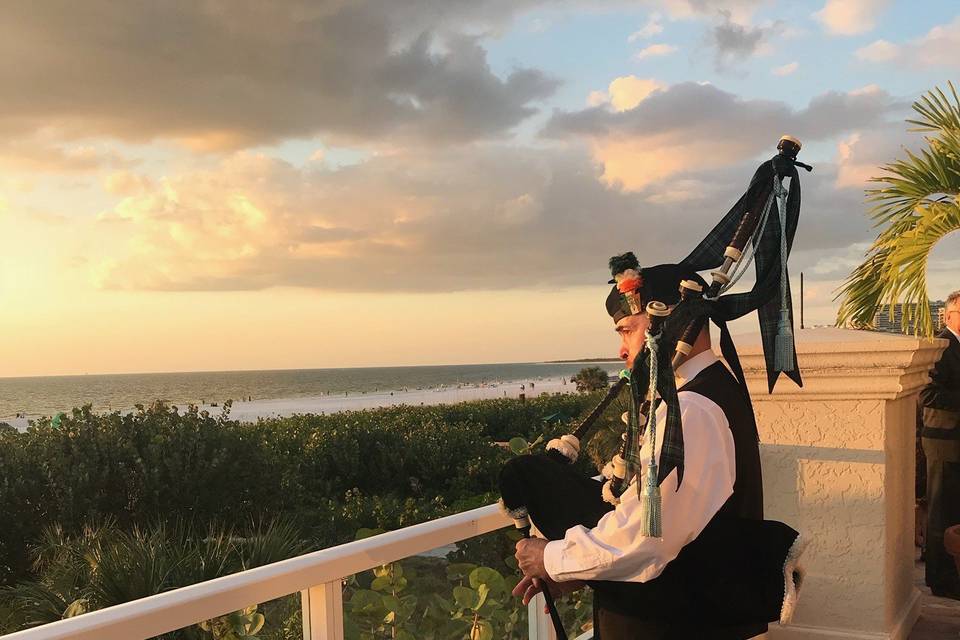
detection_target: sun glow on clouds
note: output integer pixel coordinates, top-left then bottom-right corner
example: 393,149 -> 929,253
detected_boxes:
0,1 -> 943,375
589,76 -> 667,112
835,133 -> 873,188
558,82 -> 900,194
635,43 -> 678,60
814,0 -> 891,36
595,138 -> 692,191
857,17 -> 960,68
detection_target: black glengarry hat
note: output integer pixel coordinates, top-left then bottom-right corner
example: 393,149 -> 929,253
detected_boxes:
606,253 -> 707,323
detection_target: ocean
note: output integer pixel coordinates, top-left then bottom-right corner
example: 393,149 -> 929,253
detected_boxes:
0,361 -> 622,420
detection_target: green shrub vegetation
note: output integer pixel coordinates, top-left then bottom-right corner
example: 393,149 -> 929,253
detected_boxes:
1,519 -> 305,638
0,392 -> 618,637
570,367 -> 612,394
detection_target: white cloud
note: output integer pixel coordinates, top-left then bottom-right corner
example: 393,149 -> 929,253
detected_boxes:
833,121 -> 916,190
856,17 -> 960,68
94,147 -> 661,292
855,39 -> 900,62
813,0 -> 892,36
91,139 -> 879,294
848,83 -> 883,96
916,17 -> 960,66
635,43 -> 678,60
628,13 -> 663,42
545,82 -> 904,192
772,61 -> 799,76
660,0 -> 763,23
587,91 -> 610,107
586,76 -> 667,112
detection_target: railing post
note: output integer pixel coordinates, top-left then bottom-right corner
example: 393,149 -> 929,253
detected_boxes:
527,593 -> 557,640
301,580 -> 344,640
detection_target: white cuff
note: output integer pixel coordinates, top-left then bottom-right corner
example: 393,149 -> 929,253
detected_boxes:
542,540 -> 565,581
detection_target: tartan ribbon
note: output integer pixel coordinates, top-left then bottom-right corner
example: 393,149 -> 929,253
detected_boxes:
626,331 -> 684,488
681,154 -> 803,394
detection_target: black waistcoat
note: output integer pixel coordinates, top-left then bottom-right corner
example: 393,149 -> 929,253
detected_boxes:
680,361 -> 763,521
590,360 -> 769,639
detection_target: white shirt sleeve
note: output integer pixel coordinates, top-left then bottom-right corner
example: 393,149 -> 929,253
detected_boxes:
542,391 -> 736,583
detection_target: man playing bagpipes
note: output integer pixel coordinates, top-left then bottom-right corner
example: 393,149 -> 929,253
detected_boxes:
500,137 -> 812,639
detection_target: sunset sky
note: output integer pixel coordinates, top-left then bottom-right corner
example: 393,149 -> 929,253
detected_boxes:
2,0 -> 960,377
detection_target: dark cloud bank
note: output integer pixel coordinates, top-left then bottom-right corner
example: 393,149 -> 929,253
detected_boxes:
0,0 -> 908,292
0,0 -> 560,147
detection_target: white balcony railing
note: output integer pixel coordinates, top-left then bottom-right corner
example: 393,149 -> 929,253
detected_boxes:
2,502 -> 591,640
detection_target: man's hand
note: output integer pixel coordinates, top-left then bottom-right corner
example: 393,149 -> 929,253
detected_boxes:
515,537 -> 549,578
511,575 -> 585,608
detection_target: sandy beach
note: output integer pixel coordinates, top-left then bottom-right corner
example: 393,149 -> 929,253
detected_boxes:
1,374 -> 587,431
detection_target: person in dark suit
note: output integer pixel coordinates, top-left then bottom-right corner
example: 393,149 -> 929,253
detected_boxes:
921,290 -> 960,599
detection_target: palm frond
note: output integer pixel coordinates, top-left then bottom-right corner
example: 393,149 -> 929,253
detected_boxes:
0,583 -> 73,629
837,202 -> 960,336
863,82 -> 960,230
837,83 -> 960,337
238,517 -> 308,570
86,525 -> 180,606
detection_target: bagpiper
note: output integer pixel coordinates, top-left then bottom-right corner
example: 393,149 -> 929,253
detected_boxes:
501,136 -> 812,639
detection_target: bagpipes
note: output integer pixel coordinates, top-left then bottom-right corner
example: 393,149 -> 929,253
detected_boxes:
500,136 -> 812,636
546,135 -> 811,505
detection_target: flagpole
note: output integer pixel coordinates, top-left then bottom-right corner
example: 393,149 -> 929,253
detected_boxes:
800,271 -> 804,329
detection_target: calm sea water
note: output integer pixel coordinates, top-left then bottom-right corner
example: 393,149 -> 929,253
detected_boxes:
0,362 -> 621,419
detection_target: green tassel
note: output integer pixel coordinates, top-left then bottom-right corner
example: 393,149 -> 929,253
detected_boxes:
638,463 -> 662,538
774,313 -> 795,372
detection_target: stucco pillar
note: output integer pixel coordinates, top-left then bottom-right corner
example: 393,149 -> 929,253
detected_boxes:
731,327 -> 946,640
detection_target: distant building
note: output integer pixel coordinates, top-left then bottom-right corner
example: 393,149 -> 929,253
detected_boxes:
872,300 -> 945,334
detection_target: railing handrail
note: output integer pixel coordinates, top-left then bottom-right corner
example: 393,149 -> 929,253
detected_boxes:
3,502 -> 511,640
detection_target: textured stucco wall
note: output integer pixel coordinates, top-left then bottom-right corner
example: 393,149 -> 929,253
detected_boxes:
757,400 -> 887,632
728,328 -> 945,640
884,395 -> 917,631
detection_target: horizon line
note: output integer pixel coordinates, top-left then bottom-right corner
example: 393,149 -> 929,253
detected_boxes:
0,358 -> 621,381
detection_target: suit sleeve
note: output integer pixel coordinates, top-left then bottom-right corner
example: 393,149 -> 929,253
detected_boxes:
921,338 -> 960,411
541,392 -> 736,583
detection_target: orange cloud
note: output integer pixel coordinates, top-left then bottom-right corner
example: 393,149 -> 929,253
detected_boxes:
587,76 -> 666,112
546,82 -> 899,194
814,0 -> 891,36
0,138 -> 133,174
104,171 -> 154,196
607,76 -> 666,112
835,133 -> 873,189
593,137 -> 692,192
